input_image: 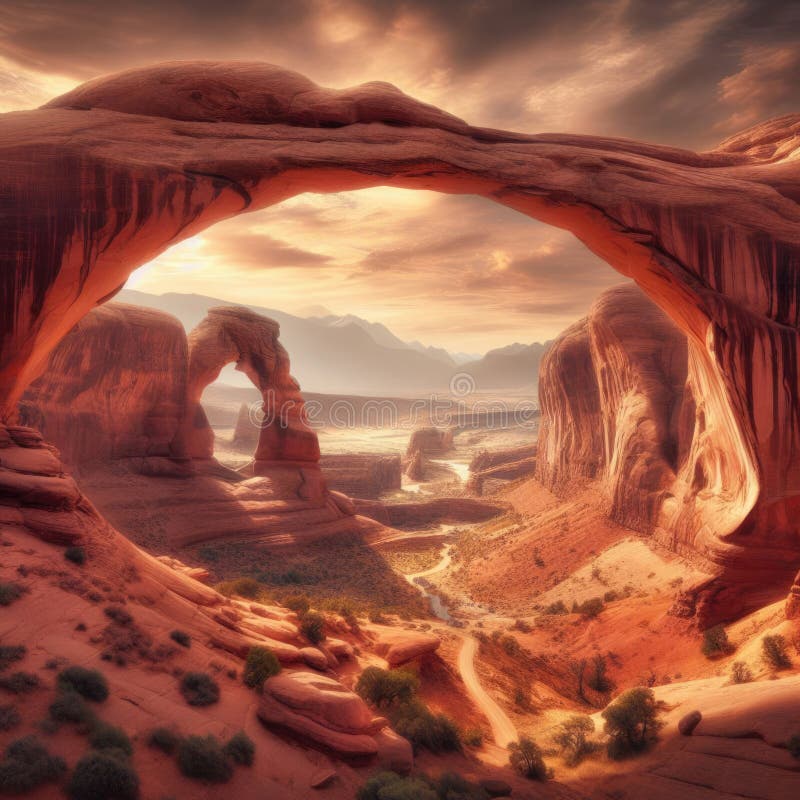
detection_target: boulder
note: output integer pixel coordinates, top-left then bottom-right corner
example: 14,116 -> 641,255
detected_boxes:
374,630 -> 441,666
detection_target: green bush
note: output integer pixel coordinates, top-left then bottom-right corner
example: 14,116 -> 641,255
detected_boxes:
762,635 -> 792,670
553,715 -> 596,766
89,722 -> 133,757
284,594 -> 311,616
177,735 -> 233,783
218,577 -> 261,600
48,690 -> 96,727
0,645 -> 25,671
224,731 -> 255,766
356,666 -> 419,709
0,671 -> 40,694
243,646 -> 281,689
702,625 -> 733,658
357,771 -> 437,800
463,727 -> 484,747
169,630 -> 191,648
0,704 -> 20,731
147,727 -> 180,755
390,700 -> 461,754
602,687 -> 662,759
434,772 -> 489,799
0,583 -> 25,607
64,546 -> 87,565
300,611 -> 326,644
508,736 -> 550,780
67,751 -> 139,800
57,666 -> 109,702
0,735 -> 66,794
179,672 -> 220,707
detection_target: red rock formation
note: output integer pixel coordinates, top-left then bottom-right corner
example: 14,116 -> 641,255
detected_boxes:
319,453 -> 402,499
468,444 -> 537,495
232,401 -> 259,449
183,306 -> 320,469
1,61 -> 799,621
405,427 -> 454,459
18,303 -> 189,469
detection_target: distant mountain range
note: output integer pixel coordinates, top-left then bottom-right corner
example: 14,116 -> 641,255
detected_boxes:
117,289 -> 549,395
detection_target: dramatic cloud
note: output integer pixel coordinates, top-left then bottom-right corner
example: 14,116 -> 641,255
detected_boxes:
1,0 -> 797,351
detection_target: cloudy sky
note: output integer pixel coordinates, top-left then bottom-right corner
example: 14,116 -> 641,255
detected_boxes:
2,0 -> 799,351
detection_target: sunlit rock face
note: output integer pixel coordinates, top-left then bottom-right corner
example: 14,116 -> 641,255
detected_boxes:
0,61 -> 799,621
182,306 -> 320,468
18,303 -> 189,469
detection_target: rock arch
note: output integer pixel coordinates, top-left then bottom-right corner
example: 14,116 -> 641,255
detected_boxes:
1,61 -> 800,620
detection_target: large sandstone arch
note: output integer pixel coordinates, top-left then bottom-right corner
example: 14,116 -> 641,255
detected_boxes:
1,61 -> 800,620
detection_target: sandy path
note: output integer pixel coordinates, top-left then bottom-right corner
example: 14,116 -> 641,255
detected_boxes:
458,635 -> 518,748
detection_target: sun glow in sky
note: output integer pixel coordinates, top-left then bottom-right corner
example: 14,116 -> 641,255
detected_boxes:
2,0 -> 798,350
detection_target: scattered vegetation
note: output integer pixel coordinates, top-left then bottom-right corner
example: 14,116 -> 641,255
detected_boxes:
0,582 -> 25,607
48,690 -> 96,727
702,624 -> 733,658
543,600 -> 568,615
762,634 -> 792,670
299,610 -> 326,645
390,700 -> 461,754
224,731 -> 255,766
216,577 -> 262,600
508,736 -> 550,780
355,667 -> 419,709
0,645 -> 25,672
357,770 -> 488,800
463,727 -> 484,747
147,727 -> 180,755
0,671 -> 40,694
787,733 -> 800,760
243,646 -> 281,689
601,687 -> 662,759
177,735 -> 233,783
0,735 -> 66,794
64,546 -> 87,565
0,705 -> 20,731
88,722 -> 133,757
572,597 -> 604,618
57,666 -> 109,702
103,605 -> 133,626
67,750 -> 139,800
553,715 -> 596,766
179,672 -> 220,707
586,654 -> 613,693
731,661 -> 753,684
169,630 -> 191,648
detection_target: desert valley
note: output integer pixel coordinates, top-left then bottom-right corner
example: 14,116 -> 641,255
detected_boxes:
2,8 -> 800,799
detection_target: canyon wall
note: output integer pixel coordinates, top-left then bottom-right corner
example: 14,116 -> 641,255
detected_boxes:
1,62 -> 799,621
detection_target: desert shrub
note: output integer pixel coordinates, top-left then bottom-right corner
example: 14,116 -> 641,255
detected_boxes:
67,750 -> 139,800
390,700 -> 460,753
787,733 -> 800,760
177,735 -> 233,783
508,736 -> 550,780
356,667 -> 419,709
147,727 -> 180,755
602,687 -> 662,759
702,625 -> 733,658
731,661 -> 753,684
586,654 -> 613,693
0,583 -> 25,607
357,771 -> 437,800
762,635 -> 792,670
513,687 -> 529,710
104,605 -> 133,626
169,630 -> 191,648
434,772 -> 489,800
0,735 -> 66,794
179,672 -> 219,707
603,590 -> 619,602
500,635 -> 521,656
218,577 -> 261,600
574,597 -> 604,618
64,546 -> 86,565
512,618 -> 531,633
224,731 -> 255,766
463,727 -> 484,747
89,722 -> 133,757
544,600 -> 568,615
48,690 -> 96,727
57,666 -> 109,702
300,611 -> 326,644
0,646 -> 25,671
283,594 -> 311,615
553,715 -> 596,766
0,671 -> 40,694
243,646 -> 281,689
368,609 -> 388,624
0,705 -> 20,731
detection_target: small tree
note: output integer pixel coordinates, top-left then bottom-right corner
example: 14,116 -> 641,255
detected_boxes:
587,654 -> 613,693
570,658 -> 588,703
702,625 -> 732,658
243,647 -> 281,689
601,687 -> 662,759
762,635 -> 791,670
553,715 -> 595,766
508,736 -> 549,780
300,611 -> 326,644
356,667 -> 419,709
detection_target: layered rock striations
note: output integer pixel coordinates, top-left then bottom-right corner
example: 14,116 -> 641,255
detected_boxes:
0,62 -> 799,620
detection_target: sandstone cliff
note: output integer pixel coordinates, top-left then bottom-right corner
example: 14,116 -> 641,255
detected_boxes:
1,61 -> 800,619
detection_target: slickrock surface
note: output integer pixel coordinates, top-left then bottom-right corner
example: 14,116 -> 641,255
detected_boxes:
1,61 -> 800,620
